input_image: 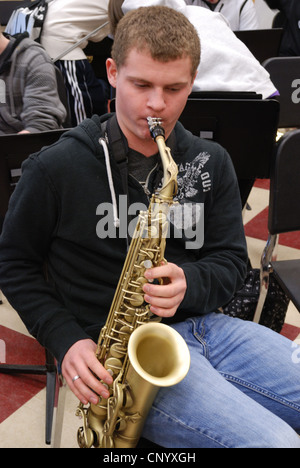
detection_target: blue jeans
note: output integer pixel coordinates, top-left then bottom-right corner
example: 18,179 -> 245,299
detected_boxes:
142,313 -> 300,448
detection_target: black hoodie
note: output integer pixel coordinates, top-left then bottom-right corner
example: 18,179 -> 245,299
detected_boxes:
0,114 -> 247,363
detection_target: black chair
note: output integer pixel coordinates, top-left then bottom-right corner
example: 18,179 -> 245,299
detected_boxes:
0,129 -> 68,445
0,129 -> 68,230
179,97 -> 280,207
253,130 -> 300,324
188,91 -> 262,100
262,57 -> 300,129
234,28 -> 283,64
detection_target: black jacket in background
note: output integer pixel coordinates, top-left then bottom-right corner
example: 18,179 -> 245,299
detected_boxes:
265,0 -> 300,56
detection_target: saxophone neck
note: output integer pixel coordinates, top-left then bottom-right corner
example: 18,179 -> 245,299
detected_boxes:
155,136 -> 178,202
147,117 -> 178,202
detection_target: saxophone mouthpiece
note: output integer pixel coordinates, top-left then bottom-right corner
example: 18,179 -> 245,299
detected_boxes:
147,117 -> 165,141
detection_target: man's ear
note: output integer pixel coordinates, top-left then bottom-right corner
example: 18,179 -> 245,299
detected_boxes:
106,58 -> 118,88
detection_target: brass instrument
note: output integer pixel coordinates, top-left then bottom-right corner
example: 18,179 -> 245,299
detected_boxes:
76,117 -> 190,448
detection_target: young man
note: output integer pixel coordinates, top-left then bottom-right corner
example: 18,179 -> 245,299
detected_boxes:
0,6 -> 299,448
0,29 -> 66,134
184,0 -> 259,30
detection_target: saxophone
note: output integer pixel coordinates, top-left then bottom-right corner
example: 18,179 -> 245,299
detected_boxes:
76,117 -> 190,448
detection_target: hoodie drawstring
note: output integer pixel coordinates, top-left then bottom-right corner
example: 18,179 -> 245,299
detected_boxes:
99,137 -> 120,229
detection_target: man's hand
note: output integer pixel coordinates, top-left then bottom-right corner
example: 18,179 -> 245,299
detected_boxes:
61,339 -> 113,405
62,263 -> 186,403
143,262 -> 187,317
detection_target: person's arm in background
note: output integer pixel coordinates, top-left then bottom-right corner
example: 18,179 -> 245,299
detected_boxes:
20,48 -> 66,132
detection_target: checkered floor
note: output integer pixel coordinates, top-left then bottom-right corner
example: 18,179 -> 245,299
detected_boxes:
0,180 -> 299,448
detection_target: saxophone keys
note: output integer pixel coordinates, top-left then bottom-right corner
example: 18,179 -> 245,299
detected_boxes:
129,294 -> 144,307
119,325 -> 132,336
143,259 -> 153,269
77,425 -> 94,448
148,225 -> 158,237
146,251 -> 155,260
122,312 -> 135,324
105,356 -> 122,375
136,276 -> 148,287
142,260 -> 155,283
110,342 -> 126,359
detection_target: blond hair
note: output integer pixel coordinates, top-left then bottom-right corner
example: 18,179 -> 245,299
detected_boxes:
111,5 -> 200,78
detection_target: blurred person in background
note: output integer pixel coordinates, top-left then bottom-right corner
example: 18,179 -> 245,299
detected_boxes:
0,27 -> 66,135
110,0 -> 276,99
41,0 -> 110,126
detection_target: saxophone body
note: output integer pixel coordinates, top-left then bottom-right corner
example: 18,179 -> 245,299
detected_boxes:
76,118 -> 190,448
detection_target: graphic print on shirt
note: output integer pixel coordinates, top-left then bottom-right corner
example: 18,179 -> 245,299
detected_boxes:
176,151 -> 212,201
168,152 -> 211,249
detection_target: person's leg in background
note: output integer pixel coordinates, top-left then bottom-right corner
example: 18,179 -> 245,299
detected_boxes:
56,59 -> 109,126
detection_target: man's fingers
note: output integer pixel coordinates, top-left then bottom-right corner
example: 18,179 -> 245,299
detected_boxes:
71,372 -> 109,405
61,339 -> 113,405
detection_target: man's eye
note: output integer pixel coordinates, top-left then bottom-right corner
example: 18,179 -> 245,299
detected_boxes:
167,87 -> 181,93
135,82 -> 148,88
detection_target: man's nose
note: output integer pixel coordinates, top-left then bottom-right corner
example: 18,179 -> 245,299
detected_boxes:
147,88 -> 166,113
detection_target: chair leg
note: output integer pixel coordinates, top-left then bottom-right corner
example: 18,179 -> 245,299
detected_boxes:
44,348 -> 58,445
51,374 -> 67,448
45,368 -> 57,445
253,234 -> 277,324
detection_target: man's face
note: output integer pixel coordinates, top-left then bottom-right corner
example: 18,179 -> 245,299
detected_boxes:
106,48 -> 195,155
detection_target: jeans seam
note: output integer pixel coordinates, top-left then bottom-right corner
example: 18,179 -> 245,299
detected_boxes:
189,317 -> 209,360
221,372 -> 300,414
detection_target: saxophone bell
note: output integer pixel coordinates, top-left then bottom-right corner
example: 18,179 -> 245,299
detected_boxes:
128,322 -> 190,388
